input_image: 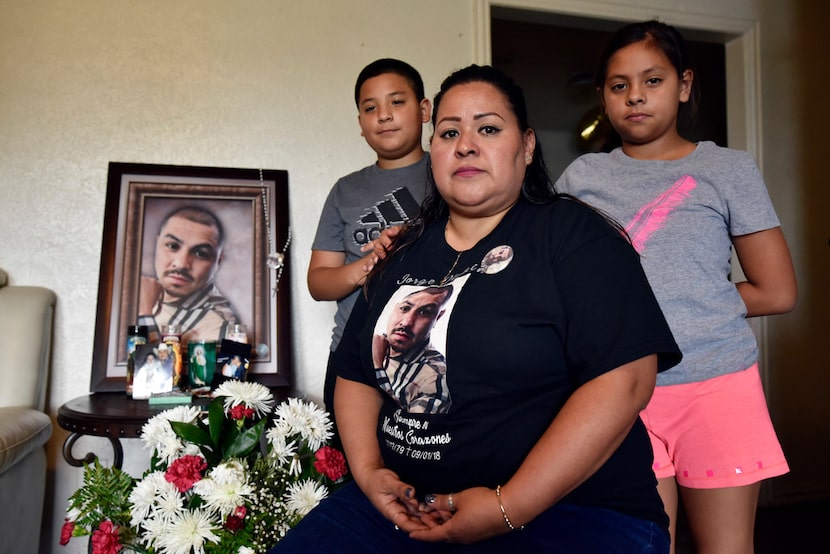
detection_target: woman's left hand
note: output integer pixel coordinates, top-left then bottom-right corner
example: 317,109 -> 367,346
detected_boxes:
409,487 -> 508,544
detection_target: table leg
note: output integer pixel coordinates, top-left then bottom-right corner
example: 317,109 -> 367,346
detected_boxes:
62,432 -> 124,469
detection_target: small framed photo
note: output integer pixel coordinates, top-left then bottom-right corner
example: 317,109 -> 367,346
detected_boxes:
215,339 -> 253,385
132,342 -> 173,400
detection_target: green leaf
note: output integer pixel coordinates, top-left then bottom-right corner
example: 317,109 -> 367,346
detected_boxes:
66,460 -> 136,533
224,417 -> 267,458
208,398 -> 225,447
170,420 -> 213,448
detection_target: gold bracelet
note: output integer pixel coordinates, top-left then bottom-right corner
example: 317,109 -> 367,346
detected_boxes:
495,485 -> 525,531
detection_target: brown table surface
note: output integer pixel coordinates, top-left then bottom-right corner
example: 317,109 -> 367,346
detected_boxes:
57,391 -> 210,439
57,389 -> 288,468
57,391 -> 211,468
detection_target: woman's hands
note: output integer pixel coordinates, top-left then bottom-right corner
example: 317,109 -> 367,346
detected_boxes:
410,487 -> 509,544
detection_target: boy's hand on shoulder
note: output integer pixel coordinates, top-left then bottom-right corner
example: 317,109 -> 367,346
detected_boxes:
360,225 -> 404,260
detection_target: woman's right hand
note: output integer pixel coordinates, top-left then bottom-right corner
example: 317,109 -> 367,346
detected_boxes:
359,467 -> 427,533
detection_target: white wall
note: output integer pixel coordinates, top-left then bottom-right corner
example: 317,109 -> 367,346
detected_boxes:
0,2 -> 473,551
2,1 -> 825,552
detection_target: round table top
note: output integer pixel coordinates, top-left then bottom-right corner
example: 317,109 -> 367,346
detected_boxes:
57,392 -> 209,439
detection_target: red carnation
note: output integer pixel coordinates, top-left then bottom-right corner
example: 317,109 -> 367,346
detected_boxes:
313,446 -> 348,481
59,519 -> 74,546
229,405 -> 254,420
90,520 -> 122,554
225,514 -> 244,532
165,455 -> 207,492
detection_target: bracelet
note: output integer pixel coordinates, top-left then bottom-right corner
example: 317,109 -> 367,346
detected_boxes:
495,485 -> 525,531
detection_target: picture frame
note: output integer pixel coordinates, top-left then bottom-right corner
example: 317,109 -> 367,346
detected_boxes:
90,162 -> 292,392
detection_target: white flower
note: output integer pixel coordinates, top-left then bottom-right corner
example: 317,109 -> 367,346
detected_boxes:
129,471 -> 176,527
139,514 -> 168,549
288,453 -> 303,477
209,459 -> 247,485
153,508 -> 220,554
286,478 -> 328,517
266,424 -> 298,466
238,547 -> 255,554
154,479 -> 187,521
213,380 -> 274,417
194,478 -> 255,517
273,397 -> 333,452
141,405 -> 203,464
191,460 -> 254,516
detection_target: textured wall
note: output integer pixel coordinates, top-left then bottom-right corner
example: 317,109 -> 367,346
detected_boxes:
4,0 -> 824,552
0,1 -> 472,551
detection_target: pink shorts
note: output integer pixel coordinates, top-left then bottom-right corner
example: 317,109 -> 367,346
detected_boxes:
640,364 -> 789,489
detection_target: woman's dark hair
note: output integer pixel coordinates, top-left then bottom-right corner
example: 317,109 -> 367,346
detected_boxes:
422,64 -> 557,225
594,20 -> 700,132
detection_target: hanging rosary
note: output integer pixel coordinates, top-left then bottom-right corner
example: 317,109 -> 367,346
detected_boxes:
260,169 -> 291,295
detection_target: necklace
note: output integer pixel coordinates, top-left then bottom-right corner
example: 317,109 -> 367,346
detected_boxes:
259,168 -> 292,295
440,250 -> 463,285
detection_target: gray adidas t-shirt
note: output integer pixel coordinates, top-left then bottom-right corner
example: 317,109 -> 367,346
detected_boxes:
557,141 -> 780,385
312,154 -> 430,351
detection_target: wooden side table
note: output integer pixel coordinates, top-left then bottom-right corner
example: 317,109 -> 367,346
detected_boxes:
57,392 -> 209,469
57,388 -> 287,469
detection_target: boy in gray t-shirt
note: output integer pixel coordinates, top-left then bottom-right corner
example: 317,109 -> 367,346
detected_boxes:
308,59 -> 432,434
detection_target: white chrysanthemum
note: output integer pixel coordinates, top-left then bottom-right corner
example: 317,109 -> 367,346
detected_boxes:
192,476 -> 255,517
286,478 -> 328,517
153,508 -> 220,554
129,471 -> 174,526
238,547 -> 255,554
213,380 -> 274,417
274,397 -> 333,452
189,459 -> 253,516
265,425 -> 298,466
137,514 -> 166,548
141,405 -> 202,463
154,480 -> 187,521
209,459 -> 247,485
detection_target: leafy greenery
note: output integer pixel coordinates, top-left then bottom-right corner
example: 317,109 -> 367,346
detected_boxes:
66,459 -> 137,544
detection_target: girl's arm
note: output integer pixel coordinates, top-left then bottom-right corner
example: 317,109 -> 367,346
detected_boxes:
733,227 -> 797,317
411,355 -> 658,543
334,377 -> 425,531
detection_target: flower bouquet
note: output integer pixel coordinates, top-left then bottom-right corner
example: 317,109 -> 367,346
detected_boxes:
61,381 -> 348,553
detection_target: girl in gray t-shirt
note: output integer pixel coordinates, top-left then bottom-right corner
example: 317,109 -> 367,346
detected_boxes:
557,20 -> 796,554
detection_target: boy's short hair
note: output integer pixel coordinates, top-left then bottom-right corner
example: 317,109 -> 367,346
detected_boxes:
354,58 -> 425,107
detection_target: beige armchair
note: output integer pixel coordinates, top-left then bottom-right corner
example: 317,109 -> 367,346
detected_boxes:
0,268 -> 56,553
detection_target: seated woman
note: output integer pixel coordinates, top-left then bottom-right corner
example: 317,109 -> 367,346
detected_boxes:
269,64 -> 681,553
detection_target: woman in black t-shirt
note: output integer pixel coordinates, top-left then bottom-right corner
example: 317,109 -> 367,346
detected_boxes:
269,65 -> 681,553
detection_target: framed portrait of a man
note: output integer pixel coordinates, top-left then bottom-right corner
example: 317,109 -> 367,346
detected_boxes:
90,162 -> 292,392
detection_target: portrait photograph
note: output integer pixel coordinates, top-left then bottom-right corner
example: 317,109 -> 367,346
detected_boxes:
90,162 -> 292,392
